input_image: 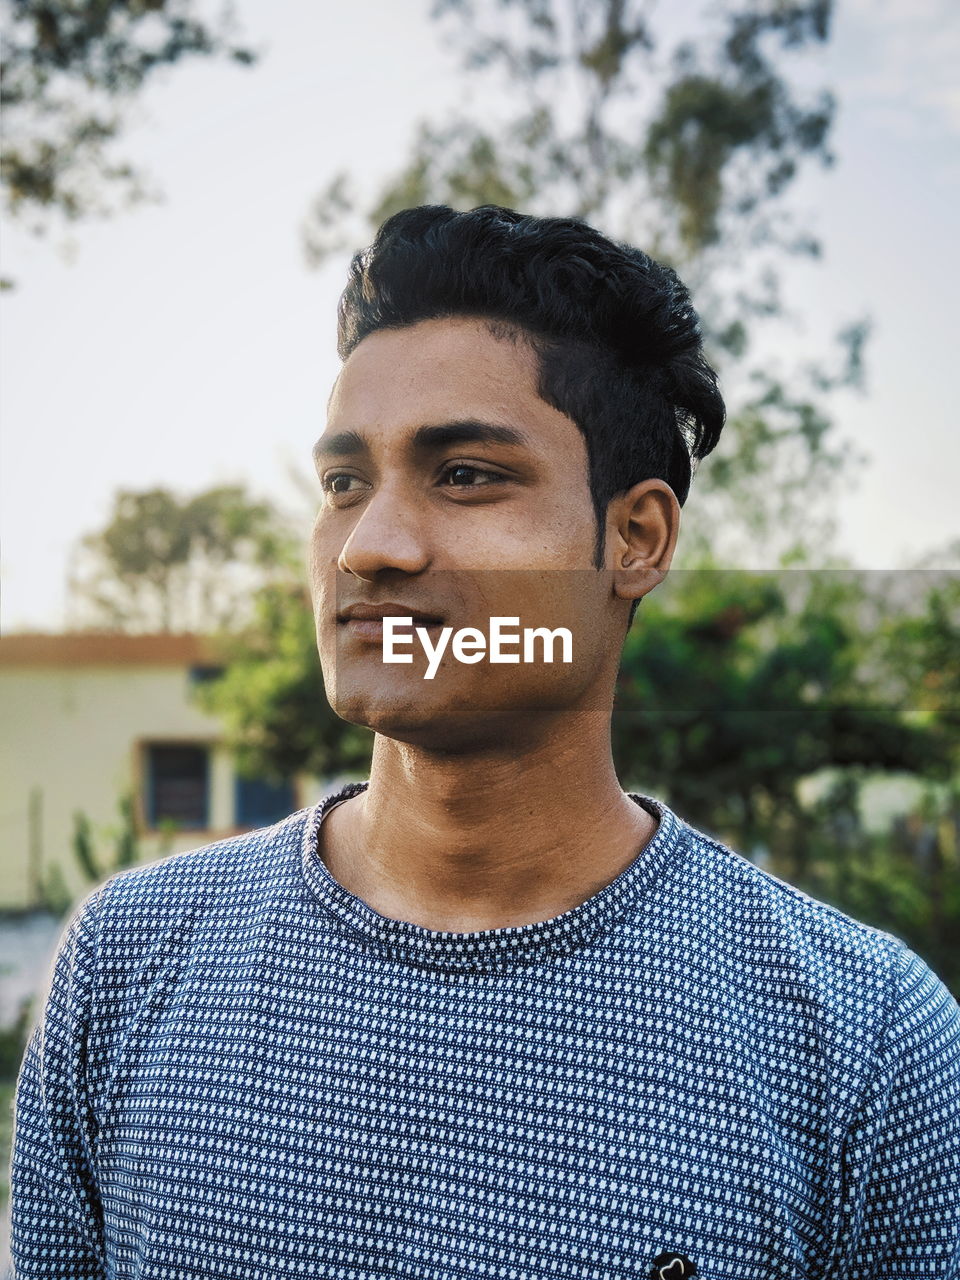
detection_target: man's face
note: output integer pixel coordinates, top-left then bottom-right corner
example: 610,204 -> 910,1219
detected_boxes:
308,315 -> 630,752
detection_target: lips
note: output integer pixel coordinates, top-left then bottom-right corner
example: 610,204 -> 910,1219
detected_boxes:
337,602 -> 445,625
337,603 -> 446,645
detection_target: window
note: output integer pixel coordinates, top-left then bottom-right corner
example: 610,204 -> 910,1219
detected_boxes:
188,665 -> 225,685
146,744 -> 210,829
235,775 -> 295,829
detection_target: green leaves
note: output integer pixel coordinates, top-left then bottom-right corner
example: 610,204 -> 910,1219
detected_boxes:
67,483 -> 301,633
1,0 -> 257,238
191,581 -> 373,783
613,569 -> 955,836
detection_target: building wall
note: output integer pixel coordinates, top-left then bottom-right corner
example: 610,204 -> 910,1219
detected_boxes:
0,635 -> 327,911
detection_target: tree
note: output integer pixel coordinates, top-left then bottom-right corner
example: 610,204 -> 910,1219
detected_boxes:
1,0 -> 256,274
306,1 -> 834,267
612,566 -> 955,860
66,482 -> 302,633
190,580 -> 373,784
877,565 -> 960,772
800,771 -> 960,996
301,0 -> 867,567
38,789 -> 147,915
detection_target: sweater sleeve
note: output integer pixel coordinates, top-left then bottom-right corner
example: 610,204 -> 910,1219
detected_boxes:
10,886 -> 109,1279
831,942 -> 960,1277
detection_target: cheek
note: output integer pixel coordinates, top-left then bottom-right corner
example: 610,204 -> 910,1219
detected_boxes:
307,514 -> 323,571
309,517 -> 342,588
460,572 -> 612,674
464,516 -> 594,577
537,484 -> 599,564
308,532 -> 342,658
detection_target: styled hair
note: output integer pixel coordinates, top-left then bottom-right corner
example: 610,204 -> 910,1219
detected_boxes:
337,205 -> 725,616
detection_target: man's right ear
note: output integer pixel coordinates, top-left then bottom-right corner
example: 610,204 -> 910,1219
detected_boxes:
607,479 -> 679,607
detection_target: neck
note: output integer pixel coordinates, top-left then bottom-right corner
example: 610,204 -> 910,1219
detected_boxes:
320,705 -> 658,932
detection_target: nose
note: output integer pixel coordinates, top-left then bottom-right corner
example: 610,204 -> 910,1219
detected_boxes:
336,483 -> 431,581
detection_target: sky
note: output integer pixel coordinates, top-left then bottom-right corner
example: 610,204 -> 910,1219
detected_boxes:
1,0 -> 958,633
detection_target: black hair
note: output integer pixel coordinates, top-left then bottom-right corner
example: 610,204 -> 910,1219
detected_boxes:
337,204 -> 725,625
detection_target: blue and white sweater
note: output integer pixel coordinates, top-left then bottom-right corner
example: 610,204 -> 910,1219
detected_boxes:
10,782 -> 960,1278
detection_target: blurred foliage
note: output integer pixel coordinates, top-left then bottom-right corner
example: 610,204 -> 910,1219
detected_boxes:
305,0 -> 834,267
38,789 -> 155,914
302,0 -> 870,569
0,0 -> 256,254
798,775 -> 960,995
0,996 -> 32,1080
66,482 -> 302,633
612,566 -> 959,988
191,580 -> 373,784
614,569 -> 956,837
876,569 -> 960,760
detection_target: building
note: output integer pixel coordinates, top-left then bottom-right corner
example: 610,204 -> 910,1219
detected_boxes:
0,632 -> 330,911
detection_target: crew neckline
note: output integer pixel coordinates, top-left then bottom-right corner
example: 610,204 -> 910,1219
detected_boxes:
300,780 -> 685,973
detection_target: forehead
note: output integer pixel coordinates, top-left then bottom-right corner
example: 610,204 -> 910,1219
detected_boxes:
326,316 -> 580,451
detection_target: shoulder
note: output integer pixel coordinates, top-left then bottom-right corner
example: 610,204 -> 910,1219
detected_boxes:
669,810 -> 960,1117
678,813 -> 903,966
46,806 -> 321,1048
668,811 -> 955,1049
76,805 -> 315,963
111,803 -> 310,894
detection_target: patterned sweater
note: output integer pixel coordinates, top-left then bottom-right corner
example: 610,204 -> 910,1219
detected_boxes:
10,781 -> 960,1279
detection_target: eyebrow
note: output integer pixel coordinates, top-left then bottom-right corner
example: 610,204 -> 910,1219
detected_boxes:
312,419 -> 532,463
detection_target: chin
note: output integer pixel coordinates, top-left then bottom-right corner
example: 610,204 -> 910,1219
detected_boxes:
329,681 -> 510,754
331,679 -> 444,733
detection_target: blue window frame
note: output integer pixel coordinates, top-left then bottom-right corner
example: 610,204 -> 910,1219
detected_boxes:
145,744 -> 210,829
188,665 -> 225,685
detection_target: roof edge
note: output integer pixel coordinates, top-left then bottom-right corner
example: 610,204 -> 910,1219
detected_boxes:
0,632 -> 228,666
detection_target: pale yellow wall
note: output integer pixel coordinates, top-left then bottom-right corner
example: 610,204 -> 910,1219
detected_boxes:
0,663 -> 314,910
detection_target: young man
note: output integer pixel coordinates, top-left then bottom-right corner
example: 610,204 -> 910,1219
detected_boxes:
11,206 -> 959,1278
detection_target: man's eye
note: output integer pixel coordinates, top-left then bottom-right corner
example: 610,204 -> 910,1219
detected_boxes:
441,464 -> 507,487
321,473 -> 362,494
